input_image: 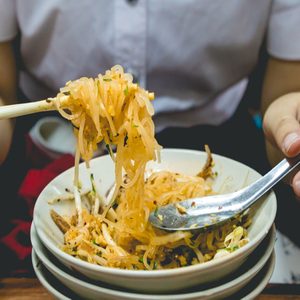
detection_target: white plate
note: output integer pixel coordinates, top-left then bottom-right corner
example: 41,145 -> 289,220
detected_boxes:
33,149 -> 277,292
32,250 -> 71,300
31,224 -> 275,300
242,253 -> 275,300
32,249 -> 275,300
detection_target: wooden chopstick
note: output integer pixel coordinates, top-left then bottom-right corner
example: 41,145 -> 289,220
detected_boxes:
0,99 -> 57,119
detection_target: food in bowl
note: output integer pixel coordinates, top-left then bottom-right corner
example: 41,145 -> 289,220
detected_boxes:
49,65 -> 250,270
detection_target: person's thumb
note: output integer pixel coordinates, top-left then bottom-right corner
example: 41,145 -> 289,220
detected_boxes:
263,93 -> 300,158
263,93 -> 300,197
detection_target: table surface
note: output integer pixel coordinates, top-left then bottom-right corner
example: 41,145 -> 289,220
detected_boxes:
1,278 -> 300,300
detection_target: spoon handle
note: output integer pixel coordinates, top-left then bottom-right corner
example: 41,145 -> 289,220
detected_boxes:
241,154 -> 300,209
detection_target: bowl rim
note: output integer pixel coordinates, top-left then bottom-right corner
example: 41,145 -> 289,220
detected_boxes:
32,250 -> 70,300
31,224 -> 276,298
241,252 -> 275,300
33,148 -> 277,278
32,116 -> 75,154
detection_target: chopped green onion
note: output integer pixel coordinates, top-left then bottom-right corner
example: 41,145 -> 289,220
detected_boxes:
90,174 -> 96,193
78,181 -> 82,190
124,86 -> 129,96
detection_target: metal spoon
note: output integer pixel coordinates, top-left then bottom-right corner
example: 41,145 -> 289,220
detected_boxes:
149,154 -> 300,231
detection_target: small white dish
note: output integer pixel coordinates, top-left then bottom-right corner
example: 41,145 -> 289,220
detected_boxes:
31,224 -> 275,300
32,248 -> 275,300
29,116 -> 76,159
33,149 -> 277,292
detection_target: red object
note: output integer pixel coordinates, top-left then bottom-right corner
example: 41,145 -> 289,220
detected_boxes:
1,220 -> 32,261
0,134 -> 75,275
25,134 -> 53,168
18,154 -> 74,216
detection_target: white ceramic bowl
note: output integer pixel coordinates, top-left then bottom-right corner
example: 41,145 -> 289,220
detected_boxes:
31,249 -> 276,300
33,149 -> 277,292
29,116 -> 76,159
32,250 -> 73,300
241,252 -> 275,300
31,224 -> 275,300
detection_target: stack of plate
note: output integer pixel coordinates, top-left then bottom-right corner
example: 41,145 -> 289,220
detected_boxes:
31,149 -> 277,299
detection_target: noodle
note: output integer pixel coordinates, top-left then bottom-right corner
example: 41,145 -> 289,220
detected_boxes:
51,65 -> 249,270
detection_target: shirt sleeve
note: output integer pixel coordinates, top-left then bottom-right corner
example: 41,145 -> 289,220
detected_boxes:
267,0 -> 300,60
0,0 -> 18,42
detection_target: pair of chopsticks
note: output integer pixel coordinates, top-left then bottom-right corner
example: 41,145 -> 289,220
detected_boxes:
0,98 -> 62,119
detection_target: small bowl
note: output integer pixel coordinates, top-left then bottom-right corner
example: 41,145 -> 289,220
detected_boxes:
33,149 -> 277,292
29,116 -> 76,159
31,224 -> 275,300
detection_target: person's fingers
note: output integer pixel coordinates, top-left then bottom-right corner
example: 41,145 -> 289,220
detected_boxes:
264,93 -> 300,199
292,170 -> 300,199
263,93 -> 300,158
281,127 -> 300,157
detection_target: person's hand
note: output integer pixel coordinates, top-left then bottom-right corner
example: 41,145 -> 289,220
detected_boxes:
263,92 -> 300,197
0,97 -> 14,165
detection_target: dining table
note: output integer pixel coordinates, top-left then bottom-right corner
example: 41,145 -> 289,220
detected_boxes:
0,277 -> 299,299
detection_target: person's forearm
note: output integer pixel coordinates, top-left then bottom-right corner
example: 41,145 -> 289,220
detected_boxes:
0,41 -> 17,102
0,41 -> 17,164
0,98 -> 15,164
261,57 -> 300,167
261,58 -> 300,115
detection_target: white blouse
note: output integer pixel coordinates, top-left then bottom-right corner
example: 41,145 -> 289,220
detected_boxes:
1,0 -> 300,131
